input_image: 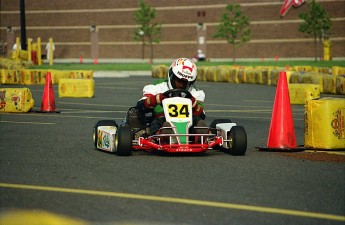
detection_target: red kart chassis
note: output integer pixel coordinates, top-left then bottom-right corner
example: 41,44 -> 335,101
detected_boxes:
134,131 -> 223,153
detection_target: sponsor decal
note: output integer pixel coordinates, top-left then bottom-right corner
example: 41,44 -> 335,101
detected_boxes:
97,130 -> 110,149
177,71 -> 193,80
102,133 -> 110,148
332,109 -> 345,139
176,145 -> 193,152
182,65 -> 194,73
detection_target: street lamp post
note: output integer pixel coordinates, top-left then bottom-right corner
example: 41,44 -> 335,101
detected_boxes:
138,30 -> 144,59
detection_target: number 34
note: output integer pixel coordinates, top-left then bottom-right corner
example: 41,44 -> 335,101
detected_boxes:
168,104 -> 190,118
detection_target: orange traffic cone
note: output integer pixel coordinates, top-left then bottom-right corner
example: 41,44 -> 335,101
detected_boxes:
94,58 -> 98,65
40,72 -> 58,113
257,71 -> 303,151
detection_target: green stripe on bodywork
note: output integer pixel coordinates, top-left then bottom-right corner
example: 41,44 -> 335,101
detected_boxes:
172,121 -> 188,144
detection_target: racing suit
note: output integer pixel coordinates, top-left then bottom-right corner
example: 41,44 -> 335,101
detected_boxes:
137,79 -> 206,134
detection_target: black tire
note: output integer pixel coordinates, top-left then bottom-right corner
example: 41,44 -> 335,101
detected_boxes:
93,120 -> 117,148
227,126 -> 247,156
115,126 -> 132,156
209,119 -> 232,134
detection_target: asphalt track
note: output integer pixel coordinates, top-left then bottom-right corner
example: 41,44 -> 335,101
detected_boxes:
0,74 -> 344,225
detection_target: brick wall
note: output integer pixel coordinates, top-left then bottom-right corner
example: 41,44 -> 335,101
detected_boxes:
1,0 -> 344,59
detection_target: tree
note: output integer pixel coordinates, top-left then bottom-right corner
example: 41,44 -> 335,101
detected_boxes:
134,0 -> 161,63
213,3 -> 251,62
298,0 -> 332,61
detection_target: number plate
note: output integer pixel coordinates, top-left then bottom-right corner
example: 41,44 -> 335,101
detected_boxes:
168,103 -> 190,118
163,97 -> 193,124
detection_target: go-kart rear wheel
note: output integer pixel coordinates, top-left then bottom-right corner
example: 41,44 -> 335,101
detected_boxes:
209,119 -> 232,134
115,126 -> 132,156
227,126 -> 247,156
93,120 -> 117,148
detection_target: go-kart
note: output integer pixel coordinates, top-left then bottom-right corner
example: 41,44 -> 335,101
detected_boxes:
93,89 -> 247,156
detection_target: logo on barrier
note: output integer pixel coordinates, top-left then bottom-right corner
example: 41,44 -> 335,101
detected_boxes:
332,109 -> 345,139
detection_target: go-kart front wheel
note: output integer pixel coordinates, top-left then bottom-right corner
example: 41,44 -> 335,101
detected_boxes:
115,126 -> 132,156
227,126 -> 247,156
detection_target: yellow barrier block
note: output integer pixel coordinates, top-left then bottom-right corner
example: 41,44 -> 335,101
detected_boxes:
305,98 -> 345,149
229,68 -> 239,83
164,66 -> 170,79
217,66 -> 232,82
153,66 -> 161,79
237,69 -> 246,83
254,66 -> 272,85
289,71 -> 302,84
269,70 -> 281,86
313,67 -> 330,74
310,73 -> 324,93
0,69 -> 21,84
288,84 -> 320,105
332,66 -> 345,75
261,69 -> 270,85
20,69 -> 33,85
20,69 -> 48,85
0,69 -> 4,83
151,65 -> 167,79
18,50 -> 28,61
205,67 -> 217,82
254,69 -> 263,84
299,73 -> 313,84
10,50 -> 19,60
20,69 -> 65,85
58,79 -> 95,98
0,57 -> 33,70
0,88 -> 34,112
70,70 -> 93,79
323,74 -> 337,94
197,66 -> 207,81
245,69 -> 255,84
51,70 -> 71,84
336,75 -> 345,95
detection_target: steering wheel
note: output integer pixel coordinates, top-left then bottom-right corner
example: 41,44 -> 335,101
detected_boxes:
162,89 -> 193,99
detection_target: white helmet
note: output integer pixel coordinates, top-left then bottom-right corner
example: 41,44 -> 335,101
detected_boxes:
168,58 -> 197,89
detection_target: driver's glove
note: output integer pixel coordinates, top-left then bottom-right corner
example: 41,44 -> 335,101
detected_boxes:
191,97 -> 203,116
144,94 -> 165,109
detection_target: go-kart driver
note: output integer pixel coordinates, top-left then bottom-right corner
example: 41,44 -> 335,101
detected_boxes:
137,58 -> 206,135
